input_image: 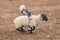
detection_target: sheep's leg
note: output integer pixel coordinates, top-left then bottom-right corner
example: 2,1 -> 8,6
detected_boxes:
28,26 -> 35,34
16,28 -> 21,32
28,27 -> 32,34
16,25 -> 25,32
20,27 -> 26,32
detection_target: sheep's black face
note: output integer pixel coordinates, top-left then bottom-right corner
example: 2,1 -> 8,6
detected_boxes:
41,14 -> 48,21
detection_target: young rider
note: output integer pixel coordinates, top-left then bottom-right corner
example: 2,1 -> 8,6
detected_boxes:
20,5 -> 35,33
20,5 -> 32,22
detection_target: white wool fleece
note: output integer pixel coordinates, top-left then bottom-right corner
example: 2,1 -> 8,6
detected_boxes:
13,14 -> 42,29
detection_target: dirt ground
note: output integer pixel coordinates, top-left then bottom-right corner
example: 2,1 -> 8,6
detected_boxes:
0,0 -> 60,40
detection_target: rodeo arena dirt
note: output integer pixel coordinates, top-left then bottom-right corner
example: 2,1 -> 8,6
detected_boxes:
0,0 -> 60,40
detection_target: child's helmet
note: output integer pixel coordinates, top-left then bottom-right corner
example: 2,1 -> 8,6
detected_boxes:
20,5 -> 26,11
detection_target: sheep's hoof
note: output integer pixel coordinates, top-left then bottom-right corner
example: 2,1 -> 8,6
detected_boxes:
28,30 -> 33,34
16,28 -> 26,32
30,31 -> 33,34
32,27 -> 35,30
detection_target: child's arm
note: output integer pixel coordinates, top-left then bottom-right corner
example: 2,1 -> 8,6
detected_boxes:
21,10 -> 27,15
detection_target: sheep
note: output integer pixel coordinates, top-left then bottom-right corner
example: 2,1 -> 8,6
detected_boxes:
13,13 -> 48,34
